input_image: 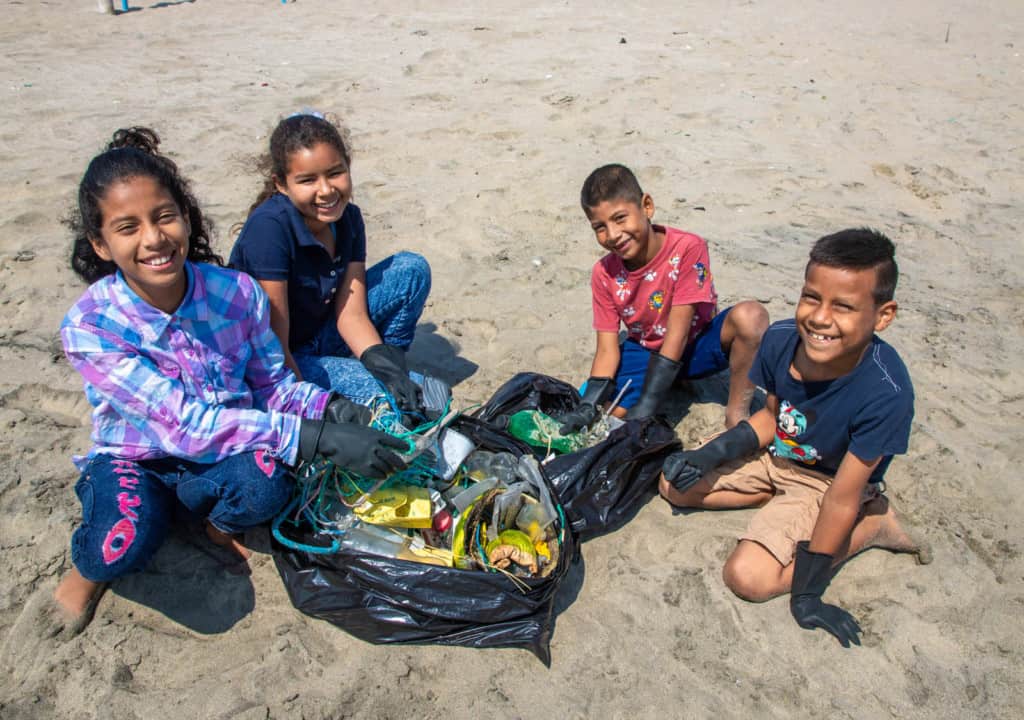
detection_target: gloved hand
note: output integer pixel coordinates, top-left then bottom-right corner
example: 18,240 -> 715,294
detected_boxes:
323,393 -> 372,426
558,377 -> 615,435
298,418 -> 407,479
790,541 -> 862,648
662,420 -> 759,493
625,352 -> 681,419
360,344 -> 423,415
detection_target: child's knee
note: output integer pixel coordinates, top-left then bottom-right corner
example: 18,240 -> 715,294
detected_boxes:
722,546 -> 781,602
730,301 -> 770,340
658,473 -> 702,508
206,454 -> 292,531
393,251 -> 432,296
71,514 -> 168,583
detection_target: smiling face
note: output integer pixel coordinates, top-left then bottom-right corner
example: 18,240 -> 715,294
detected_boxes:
585,194 -> 660,270
275,142 -> 352,235
794,262 -> 897,379
90,175 -> 190,313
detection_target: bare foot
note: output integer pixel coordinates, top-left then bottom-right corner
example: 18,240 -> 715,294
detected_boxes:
860,496 -> 933,565
47,569 -> 107,638
0,573 -> 105,677
205,521 -> 252,573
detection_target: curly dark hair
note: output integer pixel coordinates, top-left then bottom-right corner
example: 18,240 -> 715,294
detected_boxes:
67,127 -> 223,283
245,113 -> 352,218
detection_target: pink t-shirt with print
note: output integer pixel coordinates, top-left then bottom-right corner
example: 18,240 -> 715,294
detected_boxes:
591,225 -> 718,352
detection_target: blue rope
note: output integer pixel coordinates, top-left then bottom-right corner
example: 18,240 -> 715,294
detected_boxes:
271,495 -> 341,555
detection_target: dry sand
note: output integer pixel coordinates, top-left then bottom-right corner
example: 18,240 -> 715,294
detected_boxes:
1,1 -> 1022,718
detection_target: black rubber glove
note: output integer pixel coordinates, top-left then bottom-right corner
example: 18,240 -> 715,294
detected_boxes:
360,344 -> 423,415
558,377 -> 615,435
662,420 -> 759,493
625,352 -> 681,419
790,541 -> 862,648
323,393 -> 372,426
298,418 -> 407,479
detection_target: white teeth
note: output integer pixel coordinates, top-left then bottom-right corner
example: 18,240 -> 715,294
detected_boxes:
142,255 -> 171,266
809,331 -> 834,341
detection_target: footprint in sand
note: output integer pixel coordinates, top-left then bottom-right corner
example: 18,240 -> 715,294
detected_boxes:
0,384 -> 92,428
445,318 -> 497,345
535,345 -> 565,368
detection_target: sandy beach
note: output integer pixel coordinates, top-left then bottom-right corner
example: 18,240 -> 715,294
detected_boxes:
1,1 -> 1022,717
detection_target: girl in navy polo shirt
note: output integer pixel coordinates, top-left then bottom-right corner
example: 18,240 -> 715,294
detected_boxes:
230,113 -> 431,416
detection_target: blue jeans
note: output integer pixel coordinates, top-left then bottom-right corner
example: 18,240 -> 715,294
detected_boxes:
294,251 -> 431,403
71,452 -> 292,583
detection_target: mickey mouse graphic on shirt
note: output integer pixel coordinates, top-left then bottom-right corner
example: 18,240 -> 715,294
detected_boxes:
771,400 -> 820,464
693,261 -> 710,288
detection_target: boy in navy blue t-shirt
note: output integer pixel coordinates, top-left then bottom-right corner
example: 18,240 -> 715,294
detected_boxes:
659,228 -> 929,647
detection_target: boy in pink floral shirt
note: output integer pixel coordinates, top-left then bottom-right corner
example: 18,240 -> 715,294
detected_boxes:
560,164 -> 769,434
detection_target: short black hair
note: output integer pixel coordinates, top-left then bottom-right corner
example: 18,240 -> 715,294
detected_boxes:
807,228 -> 898,304
580,163 -> 644,211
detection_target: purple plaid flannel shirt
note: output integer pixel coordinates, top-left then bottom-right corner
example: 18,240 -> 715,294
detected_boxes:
61,262 -> 329,470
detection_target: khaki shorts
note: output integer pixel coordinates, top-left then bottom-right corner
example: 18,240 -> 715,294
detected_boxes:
705,450 -> 880,566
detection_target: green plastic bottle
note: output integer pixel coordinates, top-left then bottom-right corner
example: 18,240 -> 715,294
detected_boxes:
506,410 -> 589,454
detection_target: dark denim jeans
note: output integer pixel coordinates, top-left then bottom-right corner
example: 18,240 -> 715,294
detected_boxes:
294,251 -> 431,402
71,452 -> 292,583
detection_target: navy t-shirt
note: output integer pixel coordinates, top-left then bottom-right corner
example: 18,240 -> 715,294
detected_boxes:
750,319 -> 914,483
229,193 -> 367,350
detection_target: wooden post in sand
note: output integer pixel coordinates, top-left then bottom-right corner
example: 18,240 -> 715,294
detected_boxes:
97,0 -> 115,13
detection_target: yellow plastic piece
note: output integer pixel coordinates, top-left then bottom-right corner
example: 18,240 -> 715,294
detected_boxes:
534,540 -> 551,562
397,545 -> 454,567
451,500 -> 477,569
352,484 -> 434,528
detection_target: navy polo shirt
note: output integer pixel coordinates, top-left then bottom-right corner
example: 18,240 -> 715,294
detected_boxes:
229,193 -> 367,350
750,319 -> 914,483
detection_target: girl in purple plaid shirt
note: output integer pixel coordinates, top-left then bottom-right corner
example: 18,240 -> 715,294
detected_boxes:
50,128 -> 407,635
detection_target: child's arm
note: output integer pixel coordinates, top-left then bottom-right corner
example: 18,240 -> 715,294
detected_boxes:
255,278 -> 303,380
62,323 -> 309,466
809,452 -> 877,553
789,451 -> 878,648
589,330 -> 621,378
661,397 -> 776,492
334,260 -> 421,412
558,331 -> 620,434
625,303 -> 695,419
333,261 -> 381,357
244,282 -> 331,418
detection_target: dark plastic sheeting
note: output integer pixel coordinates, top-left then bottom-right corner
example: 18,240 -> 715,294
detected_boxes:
272,415 -> 577,665
474,372 -> 682,540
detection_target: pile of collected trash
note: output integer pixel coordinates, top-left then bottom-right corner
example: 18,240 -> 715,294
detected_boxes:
272,379 -> 621,579
270,372 -> 679,662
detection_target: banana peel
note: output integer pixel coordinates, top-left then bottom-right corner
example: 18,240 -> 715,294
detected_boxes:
486,529 -> 539,575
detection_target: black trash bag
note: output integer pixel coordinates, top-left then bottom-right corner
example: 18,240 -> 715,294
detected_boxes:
473,372 -> 681,540
543,417 -> 681,540
271,415 -> 578,666
473,371 -> 580,427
